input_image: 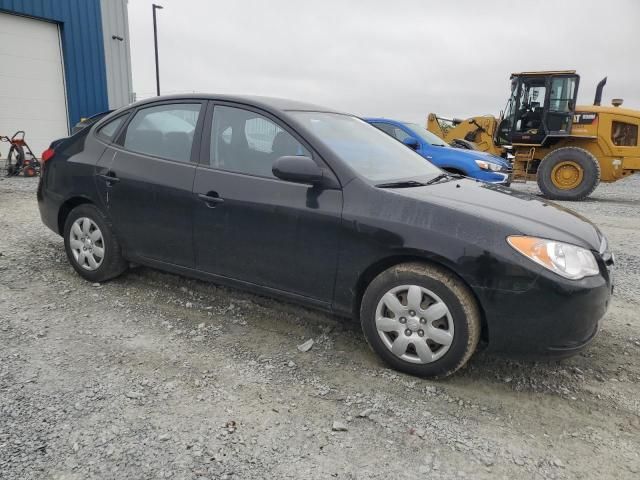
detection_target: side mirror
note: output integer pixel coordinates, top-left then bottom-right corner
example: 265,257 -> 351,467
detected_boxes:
272,156 -> 323,185
402,137 -> 420,150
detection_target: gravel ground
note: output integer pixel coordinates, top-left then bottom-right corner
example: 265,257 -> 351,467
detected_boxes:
1,175 -> 639,479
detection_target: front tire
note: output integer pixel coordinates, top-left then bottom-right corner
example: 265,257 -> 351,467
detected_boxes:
360,262 -> 481,378
537,147 -> 600,201
63,204 -> 128,282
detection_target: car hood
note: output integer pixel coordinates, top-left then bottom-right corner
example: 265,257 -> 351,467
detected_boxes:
387,178 -> 602,250
433,146 -> 510,168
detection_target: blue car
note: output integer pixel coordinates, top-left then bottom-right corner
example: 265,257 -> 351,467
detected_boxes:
365,118 -> 512,185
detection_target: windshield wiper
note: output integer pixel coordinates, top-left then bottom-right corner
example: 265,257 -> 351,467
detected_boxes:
375,180 -> 427,188
424,173 -> 452,185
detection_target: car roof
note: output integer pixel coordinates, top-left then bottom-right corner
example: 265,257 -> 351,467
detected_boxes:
365,118 -> 422,131
364,117 -> 412,125
130,94 -> 344,115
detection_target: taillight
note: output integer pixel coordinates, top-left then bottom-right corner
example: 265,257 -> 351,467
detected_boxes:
41,148 -> 55,165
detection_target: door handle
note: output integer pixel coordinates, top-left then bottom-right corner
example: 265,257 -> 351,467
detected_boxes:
198,192 -> 224,207
98,173 -> 120,185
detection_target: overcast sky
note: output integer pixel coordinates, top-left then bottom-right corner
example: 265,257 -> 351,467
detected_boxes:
128,0 -> 639,123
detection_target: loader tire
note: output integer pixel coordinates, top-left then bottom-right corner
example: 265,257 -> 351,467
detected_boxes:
537,147 -> 600,201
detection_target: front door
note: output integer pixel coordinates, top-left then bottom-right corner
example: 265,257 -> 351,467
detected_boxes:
510,77 -> 547,145
192,103 -> 343,303
96,101 -> 204,267
544,75 -> 579,135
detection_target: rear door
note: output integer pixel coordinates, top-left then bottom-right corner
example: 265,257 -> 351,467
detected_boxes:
192,102 -> 343,303
96,101 -> 205,267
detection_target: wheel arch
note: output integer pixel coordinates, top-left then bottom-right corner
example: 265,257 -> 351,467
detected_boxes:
57,196 -> 94,235
553,136 -> 608,156
441,166 -> 466,175
436,156 -> 470,176
352,253 -> 489,343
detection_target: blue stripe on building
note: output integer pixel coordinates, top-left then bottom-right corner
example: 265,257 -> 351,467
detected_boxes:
0,0 -> 109,127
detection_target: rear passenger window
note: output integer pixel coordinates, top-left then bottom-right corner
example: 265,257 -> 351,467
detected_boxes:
123,103 -> 202,162
210,106 -> 310,178
97,115 -> 127,141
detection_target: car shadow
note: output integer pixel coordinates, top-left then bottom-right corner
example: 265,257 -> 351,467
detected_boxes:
48,256 -> 627,400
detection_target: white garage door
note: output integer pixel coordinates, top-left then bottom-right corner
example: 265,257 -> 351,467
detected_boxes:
0,12 -> 69,159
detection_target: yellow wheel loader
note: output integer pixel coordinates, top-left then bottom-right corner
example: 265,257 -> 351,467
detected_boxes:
427,71 -> 640,200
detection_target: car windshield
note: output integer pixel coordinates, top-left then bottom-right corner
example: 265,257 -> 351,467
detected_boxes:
290,112 -> 440,182
403,123 -> 449,147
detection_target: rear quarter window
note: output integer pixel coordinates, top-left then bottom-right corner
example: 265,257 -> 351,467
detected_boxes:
97,114 -> 129,142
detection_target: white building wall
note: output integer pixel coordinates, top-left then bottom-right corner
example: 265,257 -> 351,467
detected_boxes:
100,0 -> 133,109
0,12 -> 69,157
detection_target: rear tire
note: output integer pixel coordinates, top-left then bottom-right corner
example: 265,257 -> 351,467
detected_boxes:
537,147 -> 600,201
360,262 -> 481,378
63,204 -> 128,282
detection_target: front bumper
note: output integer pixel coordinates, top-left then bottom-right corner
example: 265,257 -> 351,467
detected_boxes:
475,263 -> 613,358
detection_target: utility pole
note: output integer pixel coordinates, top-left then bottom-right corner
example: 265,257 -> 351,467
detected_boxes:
152,4 -> 163,96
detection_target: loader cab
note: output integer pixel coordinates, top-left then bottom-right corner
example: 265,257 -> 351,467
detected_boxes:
496,71 -> 579,146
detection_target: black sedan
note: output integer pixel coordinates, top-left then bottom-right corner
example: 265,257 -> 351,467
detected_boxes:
37,95 -> 614,377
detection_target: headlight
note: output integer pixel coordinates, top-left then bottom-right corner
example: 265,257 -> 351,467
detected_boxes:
507,236 -> 599,280
475,159 -> 503,171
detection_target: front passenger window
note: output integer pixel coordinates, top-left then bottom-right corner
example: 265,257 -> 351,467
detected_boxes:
210,106 -> 310,178
123,103 -> 202,162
